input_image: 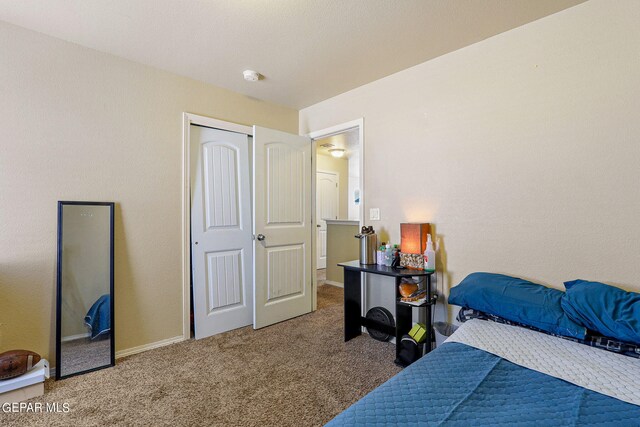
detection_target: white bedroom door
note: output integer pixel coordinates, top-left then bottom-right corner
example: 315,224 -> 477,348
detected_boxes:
253,126 -> 312,329
190,125 -> 253,339
316,171 -> 338,269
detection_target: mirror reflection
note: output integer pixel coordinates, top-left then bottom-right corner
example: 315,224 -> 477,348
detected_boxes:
57,202 -> 114,379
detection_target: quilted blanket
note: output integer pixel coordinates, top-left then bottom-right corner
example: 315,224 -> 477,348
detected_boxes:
84,294 -> 111,339
327,322 -> 640,426
448,319 -> 640,406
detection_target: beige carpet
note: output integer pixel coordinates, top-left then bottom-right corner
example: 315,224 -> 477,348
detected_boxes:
59,337 -> 111,377
2,284 -> 400,426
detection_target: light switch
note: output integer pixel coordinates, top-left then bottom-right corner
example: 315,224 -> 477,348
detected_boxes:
369,208 -> 380,221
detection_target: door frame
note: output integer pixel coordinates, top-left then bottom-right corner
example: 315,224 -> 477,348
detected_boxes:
307,118 -> 364,311
181,112 -> 253,340
316,169 -> 339,269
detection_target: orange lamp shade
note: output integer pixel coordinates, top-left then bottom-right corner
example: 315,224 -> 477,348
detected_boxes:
400,223 -> 431,255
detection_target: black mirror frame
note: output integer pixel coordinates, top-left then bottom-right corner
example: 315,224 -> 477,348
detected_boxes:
55,201 -> 115,380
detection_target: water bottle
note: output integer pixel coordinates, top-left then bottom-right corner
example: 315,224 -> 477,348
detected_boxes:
424,235 -> 436,271
384,244 -> 393,266
377,244 -> 385,265
354,226 -> 377,265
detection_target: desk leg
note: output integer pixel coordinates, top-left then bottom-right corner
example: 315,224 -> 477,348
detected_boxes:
344,269 -> 362,342
395,277 -> 412,360
425,274 -> 433,355
395,306 -> 412,358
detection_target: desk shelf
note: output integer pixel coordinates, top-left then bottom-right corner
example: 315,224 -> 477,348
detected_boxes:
396,295 -> 438,308
338,260 -> 435,367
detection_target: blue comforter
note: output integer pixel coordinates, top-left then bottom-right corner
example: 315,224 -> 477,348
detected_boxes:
84,294 -> 111,339
327,343 -> 640,426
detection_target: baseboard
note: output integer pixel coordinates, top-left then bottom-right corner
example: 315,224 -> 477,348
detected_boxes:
61,333 -> 90,342
323,280 -> 343,288
49,336 -> 185,375
115,335 -> 186,359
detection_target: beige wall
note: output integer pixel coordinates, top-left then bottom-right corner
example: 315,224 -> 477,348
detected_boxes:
300,0 -> 640,320
0,21 -> 298,361
316,154 -> 349,220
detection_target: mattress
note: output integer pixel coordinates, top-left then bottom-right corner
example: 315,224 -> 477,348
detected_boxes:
327,320 -> 640,426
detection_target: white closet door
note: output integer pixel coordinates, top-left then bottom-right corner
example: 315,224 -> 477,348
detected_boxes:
191,125 -> 253,339
253,126 -> 312,329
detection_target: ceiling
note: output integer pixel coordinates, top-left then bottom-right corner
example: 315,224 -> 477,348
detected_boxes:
0,0 -> 585,109
316,128 -> 359,159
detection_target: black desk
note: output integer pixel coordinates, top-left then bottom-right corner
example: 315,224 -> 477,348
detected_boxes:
338,260 -> 436,366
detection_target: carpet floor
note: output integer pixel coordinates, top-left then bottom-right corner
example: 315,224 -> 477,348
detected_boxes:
2,284 -> 400,426
59,337 -> 111,377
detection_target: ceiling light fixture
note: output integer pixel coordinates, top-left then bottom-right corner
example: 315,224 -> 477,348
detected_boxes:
329,148 -> 345,158
243,70 -> 260,82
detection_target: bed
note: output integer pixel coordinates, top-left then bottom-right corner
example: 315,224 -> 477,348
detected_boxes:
327,319 -> 640,426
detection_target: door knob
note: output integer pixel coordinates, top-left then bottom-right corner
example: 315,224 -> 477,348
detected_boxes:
256,234 -> 266,241
316,224 -> 321,228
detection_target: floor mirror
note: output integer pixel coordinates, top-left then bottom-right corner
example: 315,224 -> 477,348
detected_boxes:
56,201 -> 115,379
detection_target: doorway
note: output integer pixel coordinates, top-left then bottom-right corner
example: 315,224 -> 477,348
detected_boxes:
309,120 -> 364,300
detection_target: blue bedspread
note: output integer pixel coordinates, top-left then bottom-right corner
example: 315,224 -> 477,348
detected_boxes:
84,294 -> 111,339
327,343 -> 640,426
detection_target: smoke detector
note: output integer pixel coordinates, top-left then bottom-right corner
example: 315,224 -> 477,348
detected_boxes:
243,70 -> 260,82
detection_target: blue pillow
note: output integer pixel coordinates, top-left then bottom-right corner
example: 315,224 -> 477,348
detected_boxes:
448,272 -> 586,339
562,280 -> 640,345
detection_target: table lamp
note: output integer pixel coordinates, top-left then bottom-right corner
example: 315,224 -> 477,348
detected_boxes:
400,223 -> 431,269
